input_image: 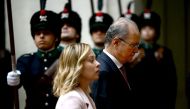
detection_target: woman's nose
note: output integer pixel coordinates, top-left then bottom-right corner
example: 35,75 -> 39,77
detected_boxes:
96,60 -> 100,67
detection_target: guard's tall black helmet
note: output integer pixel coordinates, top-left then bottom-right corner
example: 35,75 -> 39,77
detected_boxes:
59,3 -> 82,43
30,10 -> 62,46
89,11 -> 113,34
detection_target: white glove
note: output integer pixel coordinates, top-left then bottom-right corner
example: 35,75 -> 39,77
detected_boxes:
7,70 -> 21,86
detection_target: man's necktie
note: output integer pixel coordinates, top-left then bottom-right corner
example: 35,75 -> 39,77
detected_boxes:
119,66 -> 131,90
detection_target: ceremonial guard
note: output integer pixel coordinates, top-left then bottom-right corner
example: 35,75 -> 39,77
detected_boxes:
128,0 -> 177,109
89,0 -> 113,57
58,2 -> 82,50
6,1 -> 62,109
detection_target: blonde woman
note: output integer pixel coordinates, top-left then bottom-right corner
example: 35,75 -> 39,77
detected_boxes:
53,43 -> 100,109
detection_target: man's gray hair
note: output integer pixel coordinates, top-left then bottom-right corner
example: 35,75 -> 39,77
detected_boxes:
105,17 -> 136,46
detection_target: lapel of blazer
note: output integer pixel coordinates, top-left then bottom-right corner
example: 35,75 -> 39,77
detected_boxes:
98,52 -> 120,73
98,52 -> 131,90
76,88 -> 96,109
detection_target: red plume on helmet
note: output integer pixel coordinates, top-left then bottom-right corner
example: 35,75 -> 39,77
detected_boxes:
121,1 -> 140,28
127,1 -> 133,14
95,0 -> 104,23
61,3 -> 71,19
39,0 -> 47,16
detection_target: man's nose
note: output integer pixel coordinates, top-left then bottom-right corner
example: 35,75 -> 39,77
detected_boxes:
62,24 -> 68,29
39,32 -> 45,38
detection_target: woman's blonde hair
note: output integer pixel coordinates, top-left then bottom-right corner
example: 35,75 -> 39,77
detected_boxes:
53,43 -> 91,97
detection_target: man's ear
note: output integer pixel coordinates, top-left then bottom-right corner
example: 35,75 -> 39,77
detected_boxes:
112,37 -> 120,46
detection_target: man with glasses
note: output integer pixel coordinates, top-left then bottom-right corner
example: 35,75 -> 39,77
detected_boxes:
91,17 -> 140,109
117,37 -> 139,49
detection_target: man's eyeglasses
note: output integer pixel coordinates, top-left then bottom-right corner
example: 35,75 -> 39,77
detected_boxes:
117,37 -> 139,48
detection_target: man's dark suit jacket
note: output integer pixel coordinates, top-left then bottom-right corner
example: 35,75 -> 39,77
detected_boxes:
91,52 -> 135,109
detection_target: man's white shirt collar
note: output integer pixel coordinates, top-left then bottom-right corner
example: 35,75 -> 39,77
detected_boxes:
103,49 -> 123,69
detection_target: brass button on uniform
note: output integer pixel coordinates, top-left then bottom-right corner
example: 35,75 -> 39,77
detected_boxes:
46,93 -> 49,97
44,59 -> 47,62
45,102 -> 49,106
41,54 -> 45,57
44,67 -> 48,70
